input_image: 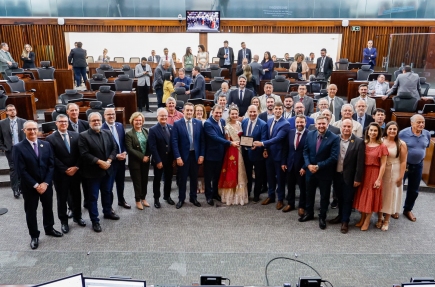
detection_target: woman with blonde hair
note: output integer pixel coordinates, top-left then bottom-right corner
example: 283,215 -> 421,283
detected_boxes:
289,53 -> 309,80
172,52 -> 181,63
21,44 -> 35,68
243,65 -> 257,95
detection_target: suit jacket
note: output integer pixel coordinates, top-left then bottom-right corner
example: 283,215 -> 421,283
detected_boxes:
228,88 -> 254,116
258,111 -> 272,123
0,49 -> 16,73
289,116 -> 315,130
289,61 -> 309,80
235,64 -> 245,76
340,134 -> 365,186
204,117 -> 230,161
308,124 -> 341,135
241,118 -> 267,162
237,48 -> 252,65
292,95 -> 314,116
326,96 -> 345,120
172,118 -> 205,162
368,80 -> 389,95
350,96 -> 376,116
148,123 -> 173,165
148,55 -> 161,63
190,74 -> 205,99
13,139 -> 54,191
249,62 -> 265,85
0,117 -> 26,151
263,117 -> 290,162
67,119 -> 89,133
303,130 -> 340,180
21,51 -> 35,69
333,119 -> 363,138
125,127 -> 151,170
387,72 -> 421,100
315,56 -> 334,79
152,65 -> 169,90
78,129 -> 117,178
362,47 -> 377,66
282,129 -> 308,171
67,48 -> 87,68
135,63 -> 153,87
217,47 -> 234,67
45,130 -> 81,179
352,113 -> 374,130
101,122 -> 126,154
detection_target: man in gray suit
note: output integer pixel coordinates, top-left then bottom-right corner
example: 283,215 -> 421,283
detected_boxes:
368,74 -> 389,95
135,57 -> 153,112
350,84 -> 376,116
0,43 -> 15,74
249,55 -> 265,86
325,84 -> 344,121
0,104 -> 26,198
385,65 -> 421,100
148,50 -> 161,64
292,85 -> 314,116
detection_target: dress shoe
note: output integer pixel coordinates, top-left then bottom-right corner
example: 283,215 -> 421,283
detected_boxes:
61,223 -> 69,234
341,222 -> 349,234
146,109 -> 153,113
45,228 -> 63,237
253,197 -> 260,203
298,208 -> 305,217
164,197 -> 175,205
330,199 -> 338,209
328,215 -> 341,224
176,201 -> 184,209
136,202 -> 143,210
103,212 -> 120,220
276,201 -> 284,210
213,195 -> 222,202
298,213 -> 314,222
67,209 -> 74,218
118,201 -> 131,209
403,211 -> 416,222
207,199 -> 215,206
154,201 -> 161,208
190,199 -> 201,207
92,222 -> 102,233
142,200 -> 150,207
30,238 -> 39,249
13,190 -> 20,199
282,204 -> 294,213
319,218 -> 327,230
261,197 -> 275,205
73,218 -> 86,227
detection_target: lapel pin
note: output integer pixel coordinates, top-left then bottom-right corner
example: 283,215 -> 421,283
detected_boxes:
351,140 -> 354,143
40,144 -> 43,147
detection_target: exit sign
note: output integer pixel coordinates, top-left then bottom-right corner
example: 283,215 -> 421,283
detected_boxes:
351,26 -> 361,32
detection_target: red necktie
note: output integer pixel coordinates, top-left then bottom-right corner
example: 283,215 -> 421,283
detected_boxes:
166,55 -> 168,60
300,97 -> 303,103
295,132 -> 301,149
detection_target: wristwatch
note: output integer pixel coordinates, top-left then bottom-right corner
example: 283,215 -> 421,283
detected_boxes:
315,165 -> 319,171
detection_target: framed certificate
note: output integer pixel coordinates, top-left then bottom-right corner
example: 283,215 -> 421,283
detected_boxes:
240,136 -> 254,147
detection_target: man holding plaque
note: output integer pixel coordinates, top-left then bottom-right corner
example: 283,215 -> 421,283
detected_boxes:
241,105 -> 268,203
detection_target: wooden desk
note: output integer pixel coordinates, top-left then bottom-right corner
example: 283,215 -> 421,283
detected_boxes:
373,97 -> 434,122
28,69 -> 73,94
5,93 -> 37,121
347,81 -> 394,103
0,79 -> 58,109
0,109 -> 7,120
88,62 -> 182,77
81,91 -> 136,119
330,70 -> 357,98
43,107 -> 126,125
391,112 -> 435,131
423,138 -> 435,186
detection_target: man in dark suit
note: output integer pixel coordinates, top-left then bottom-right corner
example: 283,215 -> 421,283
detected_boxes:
102,108 -> 130,209
0,104 -> 26,198
315,48 -> 334,81
237,42 -> 252,65
282,96 -> 295,119
204,105 -> 240,206
281,115 -> 309,216
258,96 -> 275,123
186,66 -> 205,99
46,114 -> 86,234
328,119 -> 365,234
228,75 -> 254,119
67,41 -> 87,88
236,58 -> 248,76
78,112 -> 119,233
253,102 -> 290,210
307,109 -> 341,135
148,50 -> 161,64
289,102 -> 314,129
148,108 -> 176,208
14,120 -> 63,249
217,40 -> 234,77
362,40 -> 377,69
249,55 -> 265,86
352,99 -> 374,131
172,103 -> 205,209
242,105 -> 268,203
299,116 -> 340,230
153,61 -> 171,108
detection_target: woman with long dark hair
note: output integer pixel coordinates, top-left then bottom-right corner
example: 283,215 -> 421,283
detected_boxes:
261,51 -> 274,80
182,47 -> 194,70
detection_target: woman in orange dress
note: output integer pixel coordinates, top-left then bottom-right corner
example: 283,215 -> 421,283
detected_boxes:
353,122 -> 388,231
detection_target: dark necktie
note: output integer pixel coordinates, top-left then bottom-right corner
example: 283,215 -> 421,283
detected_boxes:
329,99 -> 333,113
239,89 -> 243,102
162,126 -> 170,142
295,132 -> 301,149
270,120 -> 277,137
316,135 -> 323,153
247,121 -> 253,136
62,134 -> 70,153
33,142 -> 39,157
110,125 -> 121,153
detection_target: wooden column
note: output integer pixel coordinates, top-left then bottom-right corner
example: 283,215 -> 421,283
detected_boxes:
199,33 -> 208,51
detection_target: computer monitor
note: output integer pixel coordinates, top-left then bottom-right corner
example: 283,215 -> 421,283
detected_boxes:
200,71 -> 212,79
402,283 -> 435,287
104,71 -> 124,78
90,83 -> 116,91
348,63 -> 364,70
11,71 -> 35,79
287,72 -> 299,80
33,273 -> 83,287
83,277 -> 145,287
418,104 -> 435,114
41,121 -> 57,134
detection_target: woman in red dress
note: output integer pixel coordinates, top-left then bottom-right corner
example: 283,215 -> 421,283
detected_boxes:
353,122 -> 388,231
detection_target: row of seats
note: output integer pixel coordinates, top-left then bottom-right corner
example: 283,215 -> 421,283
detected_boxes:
87,56 -> 142,64
58,87 -> 115,107
2,61 -> 55,80
51,101 -> 111,127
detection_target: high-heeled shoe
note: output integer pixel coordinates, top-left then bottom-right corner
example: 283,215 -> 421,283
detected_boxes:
361,213 -> 372,231
375,218 -> 383,229
142,200 -> 150,207
355,213 -> 366,227
381,221 -> 389,231
136,202 -> 143,210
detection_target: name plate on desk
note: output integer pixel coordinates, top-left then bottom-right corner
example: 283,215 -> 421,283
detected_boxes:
240,136 -> 253,147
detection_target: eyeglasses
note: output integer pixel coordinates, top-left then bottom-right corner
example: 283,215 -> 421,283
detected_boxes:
91,119 -> 101,122
57,121 -> 68,123
25,128 -> 38,131
105,114 -> 115,116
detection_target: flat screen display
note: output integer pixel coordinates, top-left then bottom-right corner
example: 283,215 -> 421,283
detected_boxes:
83,277 -> 145,287
186,11 -> 220,33
33,273 -> 83,287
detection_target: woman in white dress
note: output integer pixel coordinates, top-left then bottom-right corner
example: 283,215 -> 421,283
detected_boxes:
380,121 -> 407,231
197,44 -> 209,69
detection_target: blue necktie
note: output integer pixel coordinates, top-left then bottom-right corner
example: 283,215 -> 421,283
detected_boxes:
110,125 -> 121,153
187,120 -> 194,150
247,121 -> 253,136
62,134 -> 70,153
11,120 -> 18,145
33,142 -> 38,157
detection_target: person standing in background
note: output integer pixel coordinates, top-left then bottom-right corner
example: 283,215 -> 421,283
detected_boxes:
67,42 -> 88,88
21,44 -> 35,69
135,57 -> 153,112
0,43 -> 15,74
362,40 -> 377,69
182,47 -> 194,70
97,48 -> 110,63
261,51 -> 274,80
237,42 -> 252,65
217,40 -> 234,78
148,50 -> 161,64
197,45 -> 209,69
